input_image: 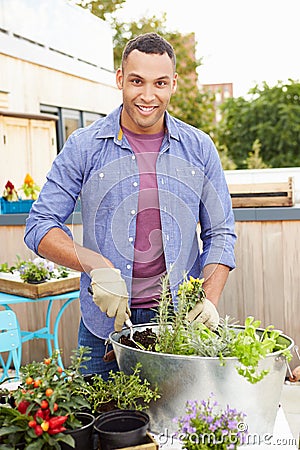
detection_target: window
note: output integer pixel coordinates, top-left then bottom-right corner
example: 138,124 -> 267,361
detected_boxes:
40,105 -> 105,153
62,109 -> 80,141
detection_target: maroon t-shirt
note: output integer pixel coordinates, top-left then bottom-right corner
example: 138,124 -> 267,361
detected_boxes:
123,127 -> 166,308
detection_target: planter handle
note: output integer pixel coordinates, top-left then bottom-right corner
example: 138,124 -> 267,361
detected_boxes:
103,339 -> 116,362
285,345 -> 300,379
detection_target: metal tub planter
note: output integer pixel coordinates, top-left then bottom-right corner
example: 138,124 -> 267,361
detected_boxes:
109,323 -> 294,437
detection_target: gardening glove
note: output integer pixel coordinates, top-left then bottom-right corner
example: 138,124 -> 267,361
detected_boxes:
188,298 -> 219,330
90,268 -> 131,332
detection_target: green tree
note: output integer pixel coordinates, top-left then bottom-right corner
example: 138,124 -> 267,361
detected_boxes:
74,0 -> 126,20
217,80 -> 300,168
245,139 -> 269,169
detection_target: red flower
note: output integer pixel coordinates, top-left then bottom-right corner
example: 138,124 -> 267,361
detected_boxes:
5,180 -> 15,192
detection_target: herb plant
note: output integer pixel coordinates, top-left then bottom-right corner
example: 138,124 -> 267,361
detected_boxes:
155,274 -> 205,355
80,362 -> 160,413
139,274 -> 292,384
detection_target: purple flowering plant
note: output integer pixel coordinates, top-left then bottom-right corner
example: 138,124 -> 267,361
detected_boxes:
175,394 -> 248,450
0,256 -> 71,283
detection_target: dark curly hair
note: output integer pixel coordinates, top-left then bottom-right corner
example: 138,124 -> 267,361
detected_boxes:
121,32 -> 176,71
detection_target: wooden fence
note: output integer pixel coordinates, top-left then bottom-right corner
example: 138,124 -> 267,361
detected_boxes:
1,219 -> 299,369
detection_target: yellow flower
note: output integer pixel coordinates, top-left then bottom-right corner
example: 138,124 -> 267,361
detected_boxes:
24,173 -> 34,186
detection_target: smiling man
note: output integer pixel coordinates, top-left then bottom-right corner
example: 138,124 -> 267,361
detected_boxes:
24,33 -> 236,379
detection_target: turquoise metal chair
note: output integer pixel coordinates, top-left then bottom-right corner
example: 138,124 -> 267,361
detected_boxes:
0,310 -> 22,382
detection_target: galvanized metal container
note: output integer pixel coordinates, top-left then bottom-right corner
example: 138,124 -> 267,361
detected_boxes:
109,324 -> 294,437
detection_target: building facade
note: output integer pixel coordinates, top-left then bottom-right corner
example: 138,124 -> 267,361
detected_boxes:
0,0 -> 121,190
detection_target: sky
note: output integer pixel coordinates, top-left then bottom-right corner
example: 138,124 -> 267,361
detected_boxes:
115,0 -> 300,97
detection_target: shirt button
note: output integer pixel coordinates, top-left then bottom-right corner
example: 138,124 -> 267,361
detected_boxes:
99,172 -> 104,178
133,181 -> 138,187
126,264 -> 131,269
132,155 -> 136,160
130,209 -> 136,215
191,170 -> 195,175
128,237 -> 134,242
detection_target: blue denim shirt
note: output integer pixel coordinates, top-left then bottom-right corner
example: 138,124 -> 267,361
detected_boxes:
25,106 -> 236,339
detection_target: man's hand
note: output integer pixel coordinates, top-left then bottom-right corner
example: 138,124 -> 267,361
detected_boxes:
187,298 -> 219,330
90,268 -> 130,331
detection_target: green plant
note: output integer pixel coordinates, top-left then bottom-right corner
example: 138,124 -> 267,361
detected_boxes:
0,347 -> 91,449
79,362 -> 160,414
142,274 -> 292,384
176,394 -> 247,450
0,256 -> 27,274
20,261 -> 50,283
0,256 -> 74,283
155,274 -> 205,355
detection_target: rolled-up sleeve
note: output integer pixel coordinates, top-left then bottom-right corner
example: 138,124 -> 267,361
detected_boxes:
199,137 -> 236,270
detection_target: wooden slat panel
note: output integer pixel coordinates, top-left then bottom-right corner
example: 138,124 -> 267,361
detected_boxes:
229,180 -> 292,194
261,222 -> 285,330
282,221 -> 300,357
228,177 -> 294,207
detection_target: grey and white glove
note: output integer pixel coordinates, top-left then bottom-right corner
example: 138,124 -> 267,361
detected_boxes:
90,268 -> 130,332
187,298 -> 219,330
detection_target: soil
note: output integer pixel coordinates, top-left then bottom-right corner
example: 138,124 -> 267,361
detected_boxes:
119,328 -> 157,351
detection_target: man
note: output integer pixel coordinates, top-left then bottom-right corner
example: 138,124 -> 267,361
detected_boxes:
24,33 -> 236,378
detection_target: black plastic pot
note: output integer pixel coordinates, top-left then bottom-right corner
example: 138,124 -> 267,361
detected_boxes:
26,278 -> 47,284
94,410 -> 150,450
60,412 -> 96,450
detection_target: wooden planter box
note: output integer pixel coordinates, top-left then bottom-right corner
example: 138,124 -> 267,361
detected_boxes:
117,432 -> 158,450
0,272 -> 80,298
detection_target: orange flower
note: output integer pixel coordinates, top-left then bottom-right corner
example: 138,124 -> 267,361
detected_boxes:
20,173 -> 40,200
24,173 -> 34,186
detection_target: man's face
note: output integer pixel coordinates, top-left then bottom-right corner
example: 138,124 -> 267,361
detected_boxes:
116,50 -> 177,134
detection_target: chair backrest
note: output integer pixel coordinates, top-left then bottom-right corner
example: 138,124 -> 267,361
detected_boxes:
0,309 -> 22,382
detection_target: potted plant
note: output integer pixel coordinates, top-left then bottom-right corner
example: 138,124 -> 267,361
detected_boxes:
0,256 -> 73,285
79,362 -> 160,414
0,347 -> 93,449
109,274 -> 294,436
0,175 -> 40,214
119,275 -> 292,384
2,180 -> 19,201
175,393 -> 248,450
19,173 -> 40,201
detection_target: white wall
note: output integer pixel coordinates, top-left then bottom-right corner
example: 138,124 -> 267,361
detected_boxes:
0,0 -> 114,72
0,0 -> 121,114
